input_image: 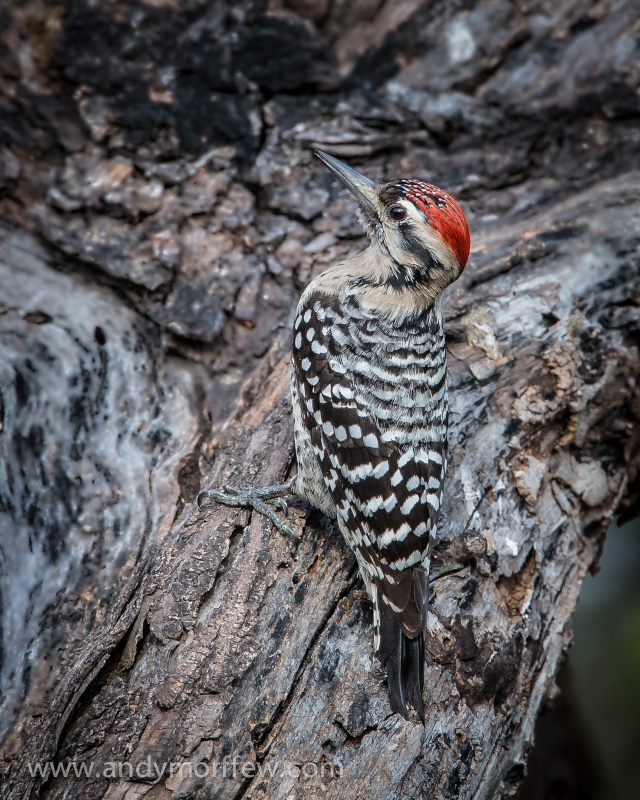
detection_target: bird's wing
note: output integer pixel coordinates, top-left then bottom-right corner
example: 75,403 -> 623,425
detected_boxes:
292,292 -> 445,638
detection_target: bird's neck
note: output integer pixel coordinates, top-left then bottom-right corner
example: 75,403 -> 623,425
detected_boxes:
312,245 -> 445,324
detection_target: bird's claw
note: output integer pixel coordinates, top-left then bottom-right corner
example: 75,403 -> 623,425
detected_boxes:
273,497 -> 289,515
197,482 -> 298,542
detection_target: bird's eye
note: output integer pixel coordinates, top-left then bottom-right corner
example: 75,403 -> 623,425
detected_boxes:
388,204 -> 406,221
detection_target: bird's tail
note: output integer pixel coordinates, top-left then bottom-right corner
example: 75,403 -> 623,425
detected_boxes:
374,569 -> 429,721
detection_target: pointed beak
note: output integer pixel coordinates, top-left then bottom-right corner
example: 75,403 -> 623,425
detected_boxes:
314,150 -> 379,218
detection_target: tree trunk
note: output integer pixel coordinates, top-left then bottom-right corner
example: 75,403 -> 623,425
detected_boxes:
0,2 -> 639,799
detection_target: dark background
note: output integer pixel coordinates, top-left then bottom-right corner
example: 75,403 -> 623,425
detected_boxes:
519,516 -> 640,800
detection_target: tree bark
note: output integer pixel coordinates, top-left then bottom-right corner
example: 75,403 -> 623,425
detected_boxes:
0,2 -> 639,799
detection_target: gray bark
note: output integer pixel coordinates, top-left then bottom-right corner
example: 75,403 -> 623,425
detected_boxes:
0,1 -> 639,799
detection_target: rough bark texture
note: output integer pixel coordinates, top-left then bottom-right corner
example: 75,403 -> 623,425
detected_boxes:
0,1 -> 639,798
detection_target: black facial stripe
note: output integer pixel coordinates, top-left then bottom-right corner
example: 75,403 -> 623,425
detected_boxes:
383,262 -> 417,291
399,224 -> 440,273
388,260 -> 439,291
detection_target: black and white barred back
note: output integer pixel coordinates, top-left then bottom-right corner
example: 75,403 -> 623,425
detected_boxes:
291,284 -> 448,717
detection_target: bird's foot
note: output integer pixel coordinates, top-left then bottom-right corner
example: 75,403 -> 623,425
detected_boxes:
198,476 -> 298,541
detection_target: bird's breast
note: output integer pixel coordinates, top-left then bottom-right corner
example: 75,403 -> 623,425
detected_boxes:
329,298 -> 448,442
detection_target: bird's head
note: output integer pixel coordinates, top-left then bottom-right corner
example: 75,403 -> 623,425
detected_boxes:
315,150 -> 470,308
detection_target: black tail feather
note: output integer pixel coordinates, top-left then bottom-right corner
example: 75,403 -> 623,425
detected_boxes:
404,631 -> 425,721
376,569 -> 429,720
378,600 -> 406,716
377,600 -> 425,721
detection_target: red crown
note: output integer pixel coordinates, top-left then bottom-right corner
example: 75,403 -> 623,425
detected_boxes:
397,180 -> 470,268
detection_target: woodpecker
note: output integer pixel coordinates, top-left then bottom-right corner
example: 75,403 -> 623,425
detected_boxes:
200,151 -> 470,720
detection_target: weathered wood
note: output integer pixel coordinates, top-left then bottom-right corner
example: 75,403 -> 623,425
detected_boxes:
0,1 -> 639,798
